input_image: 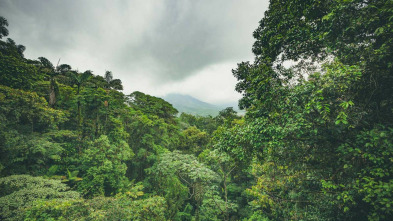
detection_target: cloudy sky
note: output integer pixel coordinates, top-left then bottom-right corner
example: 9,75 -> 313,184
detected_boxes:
0,0 -> 268,104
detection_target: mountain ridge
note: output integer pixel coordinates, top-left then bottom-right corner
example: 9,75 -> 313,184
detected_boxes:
162,93 -> 241,116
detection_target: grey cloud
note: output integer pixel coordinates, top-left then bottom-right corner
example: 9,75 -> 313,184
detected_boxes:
126,0 -> 267,81
0,0 -> 268,103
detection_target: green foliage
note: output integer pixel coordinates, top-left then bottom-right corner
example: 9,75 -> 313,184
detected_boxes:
128,91 -> 178,123
78,135 -> 134,197
0,16 -> 9,39
244,211 -> 270,221
230,0 -> 393,219
25,196 -> 167,221
0,49 -> 42,90
213,118 -> 252,162
24,183 -> 167,221
0,85 -> 66,131
0,175 -> 79,220
148,171 -> 188,220
179,112 -> 219,134
325,126 -> 393,220
24,199 -> 87,221
199,187 -> 238,221
2,1 -> 392,218
200,148 -> 251,220
79,87 -> 109,138
104,71 -> 123,90
1,132 -> 64,175
156,151 -> 220,188
0,85 -> 67,176
234,61 -> 380,220
216,107 -> 241,126
154,150 -> 221,219
179,126 -> 209,154
125,108 -> 182,181
0,15 -> 232,220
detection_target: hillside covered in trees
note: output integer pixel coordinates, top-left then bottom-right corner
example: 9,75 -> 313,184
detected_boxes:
1,0 -> 393,220
162,93 -> 243,116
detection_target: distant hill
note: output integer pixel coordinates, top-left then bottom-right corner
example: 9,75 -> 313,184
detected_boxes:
162,93 -> 243,116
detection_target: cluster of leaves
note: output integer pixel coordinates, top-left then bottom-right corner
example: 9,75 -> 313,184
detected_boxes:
0,175 -> 80,220
223,0 -> 393,220
25,191 -> 167,220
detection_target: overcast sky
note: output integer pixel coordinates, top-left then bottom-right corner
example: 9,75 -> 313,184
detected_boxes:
0,0 -> 268,104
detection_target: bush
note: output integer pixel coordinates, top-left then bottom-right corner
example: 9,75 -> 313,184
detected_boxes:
0,175 -> 79,220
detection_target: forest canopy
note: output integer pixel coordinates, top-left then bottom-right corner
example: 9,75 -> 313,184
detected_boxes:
1,0 -> 393,220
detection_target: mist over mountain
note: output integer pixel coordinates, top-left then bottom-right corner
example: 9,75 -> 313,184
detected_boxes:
162,93 -> 243,116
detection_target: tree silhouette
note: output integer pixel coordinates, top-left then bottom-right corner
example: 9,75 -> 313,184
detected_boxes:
0,16 -> 9,39
37,57 -> 71,107
71,70 -> 92,127
6,38 -> 25,58
104,71 -> 123,90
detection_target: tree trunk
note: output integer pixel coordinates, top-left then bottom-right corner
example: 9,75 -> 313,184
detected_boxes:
224,174 -> 229,221
95,112 -> 99,138
49,86 -> 56,106
77,85 -> 81,129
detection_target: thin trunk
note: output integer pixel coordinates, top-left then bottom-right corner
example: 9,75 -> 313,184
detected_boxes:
224,166 -> 236,221
78,101 -> 81,128
105,101 -> 108,129
77,84 -> 81,130
49,78 -> 56,107
195,201 -> 200,221
95,112 -> 99,138
224,174 -> 228,221
104,89 -> 109,129
49,88 -> 56,106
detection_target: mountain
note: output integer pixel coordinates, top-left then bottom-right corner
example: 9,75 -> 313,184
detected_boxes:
162,93 -> 242,116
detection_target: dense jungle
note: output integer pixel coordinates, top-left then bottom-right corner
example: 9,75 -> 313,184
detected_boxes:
0,0 -> 393,220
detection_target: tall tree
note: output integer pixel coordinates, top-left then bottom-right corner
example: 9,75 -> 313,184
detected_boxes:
6,38 -> 25,58
71,70 -> 92,128
230,0 -> 393,220
127,91 -> 178,123
104,71 -> 123,90
37,57 -> 72,107
0,16 -> 8,39
37,57 -> 57,106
